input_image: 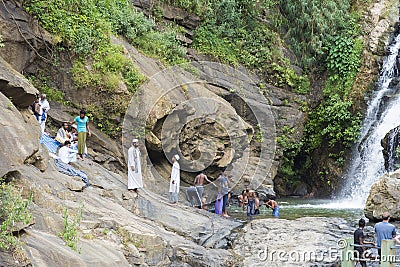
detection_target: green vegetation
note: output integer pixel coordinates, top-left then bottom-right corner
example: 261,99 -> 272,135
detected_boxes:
58,206 -> 83,252
280,0 -> 352,68
117,227 -> 143,248
23,0 -> 184,137
275,0 -> 364,185
0,178 -> 32,250
192,0 -> 278,67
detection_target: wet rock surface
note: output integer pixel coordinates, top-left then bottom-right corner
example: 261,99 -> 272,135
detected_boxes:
233,217 -> 348,267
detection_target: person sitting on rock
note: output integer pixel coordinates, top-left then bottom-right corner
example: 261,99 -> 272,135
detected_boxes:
264,197 -> 280,218
69,125 -> 79,149
54,142 -> 90,188
58,140 -> 77,164
55,122 -> 71,144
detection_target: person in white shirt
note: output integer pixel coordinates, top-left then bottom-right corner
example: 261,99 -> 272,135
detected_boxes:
39,94 -> 50,133
55,122 -> 71,144
127,139 -> 143,193
58,141 -> 77,164
169,154 -> 180,204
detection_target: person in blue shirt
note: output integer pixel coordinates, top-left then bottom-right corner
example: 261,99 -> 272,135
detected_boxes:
375,212 -> 397,259
71,109 -> 91,160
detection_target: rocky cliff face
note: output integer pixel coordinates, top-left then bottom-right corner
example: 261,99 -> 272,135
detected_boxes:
0,59 -> 243,265
0,0 -> 399,265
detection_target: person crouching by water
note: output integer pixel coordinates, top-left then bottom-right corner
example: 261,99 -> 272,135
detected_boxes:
264,197 -> 280,217
169,154 -> 180,204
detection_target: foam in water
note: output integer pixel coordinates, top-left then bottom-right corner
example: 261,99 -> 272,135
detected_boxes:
339,32 -> 400,206
282,199 -> 363,210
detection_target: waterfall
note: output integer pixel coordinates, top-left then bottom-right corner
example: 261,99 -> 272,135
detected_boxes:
340,32 -> 400,206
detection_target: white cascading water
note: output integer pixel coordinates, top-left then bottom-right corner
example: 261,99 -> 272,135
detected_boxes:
338,31 -> 400,208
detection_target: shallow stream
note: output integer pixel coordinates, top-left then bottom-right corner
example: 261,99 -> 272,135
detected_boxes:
228,197 -> 364,223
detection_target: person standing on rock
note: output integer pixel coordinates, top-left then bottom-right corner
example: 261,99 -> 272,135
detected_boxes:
39,94 -> 50,133
219,168 -> 230,218
31,97 -> 41,121
169,154 -> 180,204
375,212 -> 396,259
354,218 -> 375,267
128,139 -> 143,193
72,109 -> 91,160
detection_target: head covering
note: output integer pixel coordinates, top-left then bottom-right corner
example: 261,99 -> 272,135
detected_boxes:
132,139 -> 139,143
71,124 -> 77,129
174,154 -> 180,161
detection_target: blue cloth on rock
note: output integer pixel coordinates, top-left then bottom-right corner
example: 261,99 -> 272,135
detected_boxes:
40,133 -> 61,154
54,159 -> 90,187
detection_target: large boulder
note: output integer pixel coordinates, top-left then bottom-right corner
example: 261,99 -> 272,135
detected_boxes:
0,57 -> 38,107
364,169 -> 400,221
0,91 -> 41,178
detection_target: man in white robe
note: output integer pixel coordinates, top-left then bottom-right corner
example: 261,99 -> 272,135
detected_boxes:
128,139 -> 143,193
169,154 -> 180,204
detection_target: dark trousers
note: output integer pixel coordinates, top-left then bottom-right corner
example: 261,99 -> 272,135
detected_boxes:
222,194 -> 228,212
